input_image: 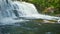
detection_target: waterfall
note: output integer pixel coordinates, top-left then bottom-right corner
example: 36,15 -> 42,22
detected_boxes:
0,0 -> 17,18
13,1 -> 60,20
0,0 -> 29,25
0,0 -> 60,25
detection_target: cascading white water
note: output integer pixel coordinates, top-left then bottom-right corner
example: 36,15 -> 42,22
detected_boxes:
13,1 -> 60,20
0,0 -> 16,18
0,0 -> 29,25
12,1 -> 39,17
0,0 -> 60,25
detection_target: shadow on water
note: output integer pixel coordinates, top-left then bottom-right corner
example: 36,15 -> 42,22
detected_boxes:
0,21 -> 60,34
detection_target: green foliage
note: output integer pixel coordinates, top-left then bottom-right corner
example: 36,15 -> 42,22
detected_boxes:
23,0 -> 60,15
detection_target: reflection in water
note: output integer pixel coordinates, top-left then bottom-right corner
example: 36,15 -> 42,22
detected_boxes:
0,21 -> 60,34
45,32 -> 51,34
